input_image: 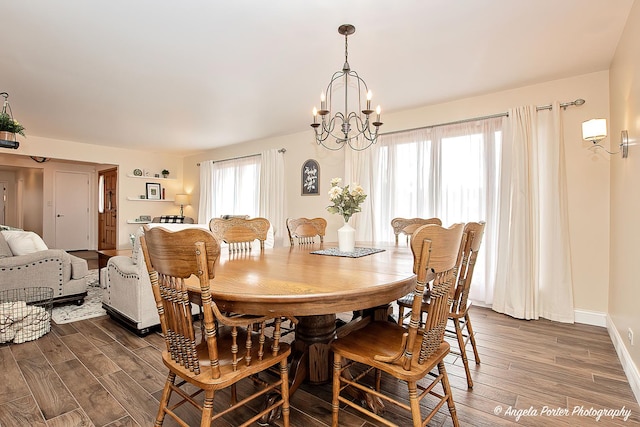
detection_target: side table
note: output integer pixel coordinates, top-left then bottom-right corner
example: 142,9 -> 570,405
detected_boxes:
98,249 -> 133,287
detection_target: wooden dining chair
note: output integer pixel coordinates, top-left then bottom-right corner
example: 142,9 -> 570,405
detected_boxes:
331,223 -> 464,427
209,217 -> 270,251
140,225 -> 292,427
286,217 -> 327,245
391,217 -> 442,245
396,221 -> 486,388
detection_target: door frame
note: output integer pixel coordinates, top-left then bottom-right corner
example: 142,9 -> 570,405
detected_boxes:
98,167 -> 118,250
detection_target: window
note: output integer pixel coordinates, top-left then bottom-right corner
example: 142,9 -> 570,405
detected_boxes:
211,156 -> 261,218
98,175 -> 104,214
371,117 -> 503,303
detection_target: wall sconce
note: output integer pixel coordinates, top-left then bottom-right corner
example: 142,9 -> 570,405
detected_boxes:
174,194 -> 191,217
581,118 -> 629,158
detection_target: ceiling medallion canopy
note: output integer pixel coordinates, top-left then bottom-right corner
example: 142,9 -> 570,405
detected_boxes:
311,24 -> 382,151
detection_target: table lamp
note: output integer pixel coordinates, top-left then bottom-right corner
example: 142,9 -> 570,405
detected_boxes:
174,194 -> 191,217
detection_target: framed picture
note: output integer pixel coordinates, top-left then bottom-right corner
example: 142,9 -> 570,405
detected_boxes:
146,182 -> 161,200
301,159 -> 320,196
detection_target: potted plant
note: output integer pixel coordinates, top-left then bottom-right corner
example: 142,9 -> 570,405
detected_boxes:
161,169 -> 170,178
0,111 -> 25,141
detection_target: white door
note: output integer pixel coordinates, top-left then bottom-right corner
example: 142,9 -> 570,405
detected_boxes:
55,171 -> 90,250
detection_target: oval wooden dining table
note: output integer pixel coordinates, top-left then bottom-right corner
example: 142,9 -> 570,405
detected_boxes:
187,241 -> 416,403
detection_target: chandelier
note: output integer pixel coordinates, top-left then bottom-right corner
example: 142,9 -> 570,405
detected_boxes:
311,24 -> 382,151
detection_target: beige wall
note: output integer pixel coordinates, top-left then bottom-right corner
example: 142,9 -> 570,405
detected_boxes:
609,0 -> 640,389
0,155 -> 48,236
0,137 -> 187,249
184,71 -> 611,317
17,168 -> 43,235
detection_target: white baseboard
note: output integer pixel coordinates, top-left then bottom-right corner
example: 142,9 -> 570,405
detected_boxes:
574,309 -> 607,327
607,315 -> 640,405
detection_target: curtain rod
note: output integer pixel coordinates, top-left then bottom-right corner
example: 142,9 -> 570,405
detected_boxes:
197,148 -> 286,166
380,98 -> 585,137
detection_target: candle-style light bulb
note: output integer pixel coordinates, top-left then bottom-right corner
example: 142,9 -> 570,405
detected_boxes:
320,92 -> 326,110
313,107 -> 318,124
376,105 -> 381,121
366,90 -> 372,110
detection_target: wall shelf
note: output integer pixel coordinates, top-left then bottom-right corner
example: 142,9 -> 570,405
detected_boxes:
126,220 -> 151,224
127,196 -> 175,202
126,174 -> 175,181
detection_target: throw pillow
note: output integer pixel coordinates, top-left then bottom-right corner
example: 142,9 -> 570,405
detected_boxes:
0,230 -> 48,256
0,231 -> 13,258
159,215 -> 185,224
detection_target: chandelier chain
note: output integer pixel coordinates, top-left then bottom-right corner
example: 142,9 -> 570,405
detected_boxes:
344,32 -> 348,68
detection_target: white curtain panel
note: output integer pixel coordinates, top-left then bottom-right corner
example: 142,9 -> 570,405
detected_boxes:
492,103 -> 574,322
366,119 -> 502,305
345,136 -> 375,242
198,160 -> 215,224
260,149 -> 286,247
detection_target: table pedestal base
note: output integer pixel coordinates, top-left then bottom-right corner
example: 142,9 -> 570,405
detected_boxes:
295,314 -> 336,384
259,308 -> 392,424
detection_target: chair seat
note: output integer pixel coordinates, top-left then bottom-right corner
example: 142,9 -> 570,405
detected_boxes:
163,328 -> 291,389
331,321 -> 450,382
396,292 -> 430,308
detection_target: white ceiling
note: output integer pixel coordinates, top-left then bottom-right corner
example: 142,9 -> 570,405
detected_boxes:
0,0 -> 634,155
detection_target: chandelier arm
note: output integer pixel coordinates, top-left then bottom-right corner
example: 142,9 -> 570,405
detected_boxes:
346,137 -> 376,151
321,115 -> 339,136
351,114 -> 369,134
315,131 -> 347,150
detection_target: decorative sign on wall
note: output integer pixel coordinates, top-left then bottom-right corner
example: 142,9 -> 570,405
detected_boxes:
301,159 -> 320,196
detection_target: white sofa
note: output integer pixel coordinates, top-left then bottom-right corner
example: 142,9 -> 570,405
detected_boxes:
102,223 -> 207,335
0,229 -> 88,304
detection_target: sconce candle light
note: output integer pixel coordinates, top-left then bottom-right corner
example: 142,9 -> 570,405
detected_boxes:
581,118 -> 629,158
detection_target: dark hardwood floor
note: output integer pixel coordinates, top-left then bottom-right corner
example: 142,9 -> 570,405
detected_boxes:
0,303 -> 638,426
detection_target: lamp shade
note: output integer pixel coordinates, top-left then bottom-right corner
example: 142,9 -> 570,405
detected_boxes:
174,194 -> 191,206
582,119 -> 607,142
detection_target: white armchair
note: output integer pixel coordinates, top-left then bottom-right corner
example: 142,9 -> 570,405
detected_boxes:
102,224 -> 208,335
102,227 -> 157,335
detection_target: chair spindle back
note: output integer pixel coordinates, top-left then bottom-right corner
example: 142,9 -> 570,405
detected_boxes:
391,217 -> 443,245
405,223 -> 464,369
209,217 -> 270,251
451,221 -> 486,314
286,217 -> 327,245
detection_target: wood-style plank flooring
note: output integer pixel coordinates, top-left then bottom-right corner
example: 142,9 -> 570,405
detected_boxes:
0,304 -> 638,426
